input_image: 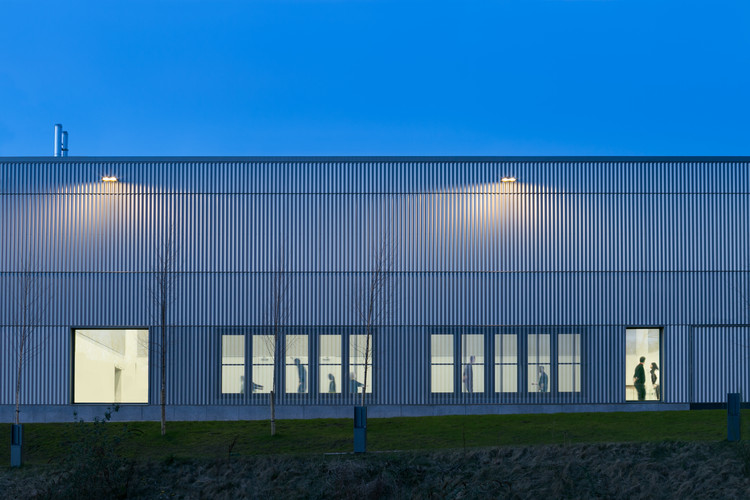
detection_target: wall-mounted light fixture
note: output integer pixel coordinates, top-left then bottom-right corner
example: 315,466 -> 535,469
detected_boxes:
101,176 -> 119,183
501,177 -> 517,183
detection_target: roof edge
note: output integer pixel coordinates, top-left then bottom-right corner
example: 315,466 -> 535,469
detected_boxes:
1,155 -> 750,163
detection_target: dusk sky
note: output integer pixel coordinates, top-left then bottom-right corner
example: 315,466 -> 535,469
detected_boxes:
1,0 -> 748,157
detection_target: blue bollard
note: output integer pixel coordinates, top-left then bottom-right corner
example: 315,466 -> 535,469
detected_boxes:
354,406 -> 367,453
728,393 -> 741,442
10,424 -> 22,467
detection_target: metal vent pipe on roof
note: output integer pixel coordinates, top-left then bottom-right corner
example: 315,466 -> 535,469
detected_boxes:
61,131 -> 68,157
54,124 -> 62,157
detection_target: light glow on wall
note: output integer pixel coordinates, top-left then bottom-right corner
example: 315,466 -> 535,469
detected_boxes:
101,176 -> 119,182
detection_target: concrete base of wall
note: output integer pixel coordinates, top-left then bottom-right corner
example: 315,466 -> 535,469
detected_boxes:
1,403 -> 691,423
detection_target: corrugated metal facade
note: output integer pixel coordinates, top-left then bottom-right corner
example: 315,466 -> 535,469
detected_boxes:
1,157 -> 749,412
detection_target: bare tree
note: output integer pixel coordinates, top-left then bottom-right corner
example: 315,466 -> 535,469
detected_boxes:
13,264 -> 50,425
149,230 -> 178,436
265,249 -> 290,436
354,231 -> 396,407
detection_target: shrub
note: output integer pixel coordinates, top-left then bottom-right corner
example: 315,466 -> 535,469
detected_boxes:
58,406 -> 135,499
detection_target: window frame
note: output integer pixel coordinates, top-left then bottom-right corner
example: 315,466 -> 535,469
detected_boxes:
427,327 -> 584,401
527,332 -> 553,395
220,333 -> 246,396
215,327 -> 375,403
429,331 -> 456,394
429,328 -> 493,399
71,326 -> 151,405
494,332 -> 519,394
557,332 -> 582,393
347,331 -> 375,398
624,327 -> 663,403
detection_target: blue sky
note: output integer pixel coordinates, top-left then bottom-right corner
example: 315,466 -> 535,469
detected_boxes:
1,0 -> 748,156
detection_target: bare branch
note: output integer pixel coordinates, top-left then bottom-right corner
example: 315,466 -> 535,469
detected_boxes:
149,225 -> 178,436
13,260 -> 52,425
264,243 -> 292,436
354,226 -> 398,406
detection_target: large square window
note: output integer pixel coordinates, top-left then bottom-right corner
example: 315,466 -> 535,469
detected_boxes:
73,329 -> 149,403
626,328 -> 661,401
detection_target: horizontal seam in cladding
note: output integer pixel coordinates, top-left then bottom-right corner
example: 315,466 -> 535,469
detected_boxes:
3,324 -> 747,328
1,270 -> 749,274
3,192 -> 750,196
2,155 -> 750,162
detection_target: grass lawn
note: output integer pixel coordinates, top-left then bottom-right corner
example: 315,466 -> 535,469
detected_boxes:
2,409 -> 750,466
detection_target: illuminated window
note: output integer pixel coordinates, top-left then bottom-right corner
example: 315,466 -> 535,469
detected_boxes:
494,334 -> 518,393
461,334 -> 484,393
319,335 -> 342,394
626,328 -> 661,401
527,333 -> 551,393
221,335 -> 245,394
431,334 -> 454,393
252,335 -> 274,394
285,335 -> 309,394
73,329 -> 149,403
558,334 -> 581,392
349,334 -> 373,394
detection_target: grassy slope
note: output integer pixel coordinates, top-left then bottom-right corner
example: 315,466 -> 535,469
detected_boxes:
2,409 -> 750,465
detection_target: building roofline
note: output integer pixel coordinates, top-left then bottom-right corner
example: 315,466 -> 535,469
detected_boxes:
1,155 -> 750,163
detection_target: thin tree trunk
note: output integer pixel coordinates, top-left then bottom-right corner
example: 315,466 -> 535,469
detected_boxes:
13,270 -> 50,427
270,390 -> 276,436
161,306 -> 167,436
14,336 -> 23,425
361,326 -> 371,407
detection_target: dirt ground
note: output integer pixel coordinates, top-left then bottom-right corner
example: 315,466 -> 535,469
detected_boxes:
3,440 -> 750,499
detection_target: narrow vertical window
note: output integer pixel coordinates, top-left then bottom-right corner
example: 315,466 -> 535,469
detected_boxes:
285,335 -> 309,394
461,334 -> 484,393
221,335 -> 245,394
527,333 -> 551,393
626,328 -> 661,401
349,334 -> 373,394
431,334 -> 454,393
252,335 -> 274,394
558,333 -> 581,393
319,335 -> 342,394
73,329 -> 149,403
494,334 -> 517,393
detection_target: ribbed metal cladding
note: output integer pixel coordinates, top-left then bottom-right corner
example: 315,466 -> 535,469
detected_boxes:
1,157 -> 750,408
691,327 -> 750,403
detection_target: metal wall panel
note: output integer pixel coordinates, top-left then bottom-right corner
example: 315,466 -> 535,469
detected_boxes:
691,327 -> 750,403
1,157 -> 749,408
0,327 -> 69,406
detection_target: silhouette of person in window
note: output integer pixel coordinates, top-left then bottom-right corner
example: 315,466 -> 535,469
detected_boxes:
294,358 -> 306,393
242,375 -> 265,393
350,371 -> 364,394
633,356 -> 646,401
538,366 -> 548,393
650,362 -> 660,400
328,373 -> 336,393
463,355 -> 475,393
